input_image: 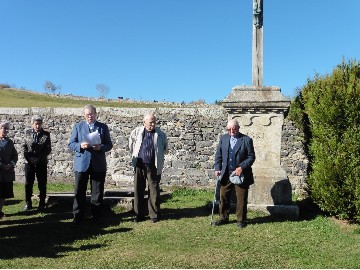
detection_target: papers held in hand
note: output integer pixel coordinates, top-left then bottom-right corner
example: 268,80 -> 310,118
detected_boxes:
84,131 -> 101,146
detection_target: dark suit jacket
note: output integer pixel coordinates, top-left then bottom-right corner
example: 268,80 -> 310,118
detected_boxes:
214,133 -> 256,187
22,128 -> 51,165
68,120 -> 113,172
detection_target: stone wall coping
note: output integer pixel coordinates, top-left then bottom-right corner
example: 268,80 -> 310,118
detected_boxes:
0,107 -> 227,118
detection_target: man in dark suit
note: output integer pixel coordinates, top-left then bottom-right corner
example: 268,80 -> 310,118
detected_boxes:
68,104 -> 113,224
214,119 -> 256,228
22,115 -> 52,211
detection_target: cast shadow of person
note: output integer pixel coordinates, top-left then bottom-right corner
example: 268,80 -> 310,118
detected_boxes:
249,179 -> 324,225
119,191 -> 214,222
0,199 -> 132,260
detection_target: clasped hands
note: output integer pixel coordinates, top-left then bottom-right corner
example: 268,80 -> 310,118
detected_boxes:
81,142 -> 101,151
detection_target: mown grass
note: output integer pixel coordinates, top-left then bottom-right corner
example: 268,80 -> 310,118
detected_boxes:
3,81 -> 356,268
0,88 -> 177,108
1,183 -> 360,268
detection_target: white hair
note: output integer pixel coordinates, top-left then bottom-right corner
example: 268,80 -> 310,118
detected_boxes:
227,119 -> 240,129
143,113 -> 156,122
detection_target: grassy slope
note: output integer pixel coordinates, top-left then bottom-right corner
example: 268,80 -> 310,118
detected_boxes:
0,88 -> 171,108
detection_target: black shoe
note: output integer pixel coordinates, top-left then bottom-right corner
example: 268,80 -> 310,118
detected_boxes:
0,211 -> 4,219
237,221 -> 247,228
93,216 -> 104,225
72,217 -> 83,224
150,218 -> 159,223
212,219 -> 229,226
23,204 -> 32,212
37,205 -> 46,211
133,216 -> 145,223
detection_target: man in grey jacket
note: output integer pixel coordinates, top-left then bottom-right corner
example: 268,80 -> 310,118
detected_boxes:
129,113 -> 168,223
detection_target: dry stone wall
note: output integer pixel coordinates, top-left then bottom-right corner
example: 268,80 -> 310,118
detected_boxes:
0,106 -> 308,195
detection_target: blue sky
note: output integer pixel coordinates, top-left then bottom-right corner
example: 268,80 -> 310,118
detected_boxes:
1,0 -> 359,104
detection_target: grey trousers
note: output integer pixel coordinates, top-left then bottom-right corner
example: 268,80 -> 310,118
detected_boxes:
134,163 -> 160,219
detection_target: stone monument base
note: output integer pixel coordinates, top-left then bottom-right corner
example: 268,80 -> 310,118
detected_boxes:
222,85 -> 299,220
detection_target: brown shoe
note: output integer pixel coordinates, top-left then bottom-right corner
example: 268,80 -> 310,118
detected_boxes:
237,222 -> 247,228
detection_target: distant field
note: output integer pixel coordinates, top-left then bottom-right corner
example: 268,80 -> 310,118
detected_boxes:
0,88 -> 175,108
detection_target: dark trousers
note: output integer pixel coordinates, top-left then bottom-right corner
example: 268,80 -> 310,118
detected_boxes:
73,166 -> 106,220
219,180 -> 249,223
24,163 -> 48,206
134,162 -> 160,219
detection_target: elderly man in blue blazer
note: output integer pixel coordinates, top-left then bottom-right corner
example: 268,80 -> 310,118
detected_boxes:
68,104 -> 113,224
214,119 -> 256,228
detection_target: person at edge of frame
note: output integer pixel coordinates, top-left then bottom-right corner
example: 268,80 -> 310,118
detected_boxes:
0,121 -> 18,219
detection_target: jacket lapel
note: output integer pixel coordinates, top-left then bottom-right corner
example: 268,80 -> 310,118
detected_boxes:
233,135 -> 244,154
224,134 -> 230,153
93,122 -> 99,132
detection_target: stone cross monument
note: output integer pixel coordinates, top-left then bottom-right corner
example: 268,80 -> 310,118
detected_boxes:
252,0 -> 263,86
221,0 -> 299,218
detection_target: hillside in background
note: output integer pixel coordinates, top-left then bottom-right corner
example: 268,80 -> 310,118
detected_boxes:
0,87 -> 205,108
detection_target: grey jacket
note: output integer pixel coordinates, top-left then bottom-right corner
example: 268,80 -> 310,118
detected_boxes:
129,126 -> 168,175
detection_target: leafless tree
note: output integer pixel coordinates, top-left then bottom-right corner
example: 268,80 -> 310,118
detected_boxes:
43,80 -> 57,94
96,83 -> 110,98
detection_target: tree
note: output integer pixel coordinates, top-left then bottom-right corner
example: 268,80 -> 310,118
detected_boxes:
96,83 -> 110,99
43,80 -> 57,94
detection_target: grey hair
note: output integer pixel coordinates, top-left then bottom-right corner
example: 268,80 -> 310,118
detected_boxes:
143,113 -> 156,122
31,115 -> 43,124
83,104 -> 97,114
0,121 -> 10,129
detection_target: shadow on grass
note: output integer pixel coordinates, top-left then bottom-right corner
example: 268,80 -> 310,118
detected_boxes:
4,199 -> 22,206
0,199 -> 132,260
114,192 -> 212,222
196,196 -> 326,226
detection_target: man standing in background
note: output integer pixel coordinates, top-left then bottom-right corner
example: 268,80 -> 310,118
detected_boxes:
23,115 -> 51,211
129,113 -> 168,223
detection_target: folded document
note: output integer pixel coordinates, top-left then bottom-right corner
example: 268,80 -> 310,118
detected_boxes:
84,131 -> 101,146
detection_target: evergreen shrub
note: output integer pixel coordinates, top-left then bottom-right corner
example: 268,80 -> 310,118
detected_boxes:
289,59 -> 360,221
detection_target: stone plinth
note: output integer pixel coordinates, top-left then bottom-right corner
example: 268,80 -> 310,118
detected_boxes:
222,86 -> 299,219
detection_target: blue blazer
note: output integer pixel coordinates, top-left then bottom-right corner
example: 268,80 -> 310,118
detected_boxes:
214,133 -> 256,187
68,120 -> 113,172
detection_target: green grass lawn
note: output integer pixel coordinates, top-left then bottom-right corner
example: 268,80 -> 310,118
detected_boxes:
1,183 -> 360,268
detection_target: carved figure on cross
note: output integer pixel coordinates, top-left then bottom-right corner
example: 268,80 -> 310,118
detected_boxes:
253,0 -> 263,28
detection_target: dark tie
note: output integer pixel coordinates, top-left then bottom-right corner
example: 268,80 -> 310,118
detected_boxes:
33,133 -> 38,144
